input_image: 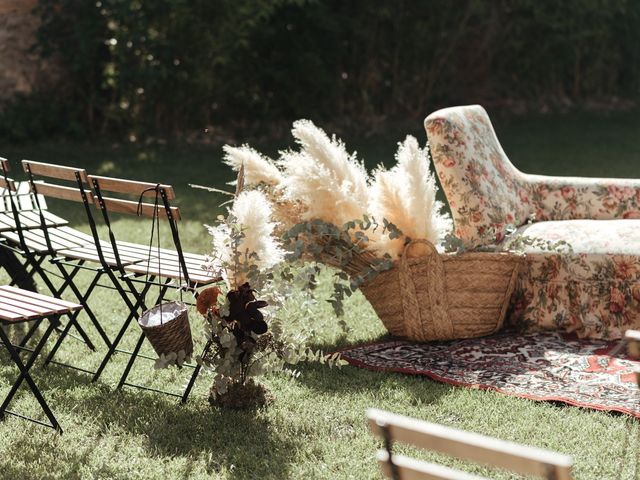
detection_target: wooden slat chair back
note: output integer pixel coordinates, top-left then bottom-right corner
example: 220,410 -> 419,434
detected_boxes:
0,285 -> 83,432
367,409 -> 573,480
87,174 -> 197,286
0,158 -> 65,233
14,160 -> 96,254
626,330 -> 640,386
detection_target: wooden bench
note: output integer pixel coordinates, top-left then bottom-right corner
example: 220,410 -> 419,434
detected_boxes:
0,285 -> 82,432
367,409 -> 573,480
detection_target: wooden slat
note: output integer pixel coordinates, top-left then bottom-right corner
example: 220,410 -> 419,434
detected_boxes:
98,196 -> 181,221
377,451 -> 485,480
123,249 -> 218,284
0,211 -> 69,232
0,308 -> 22,321
88,175 -> 175,200
367,409 -> 573,480
0,298 -> 55,319
22,160 -> 88,183
31,182 -> 92,203
59,242 -> 154,267
0,226 -> 94,253
0,177 -> 16,191
0,157 -> 9,173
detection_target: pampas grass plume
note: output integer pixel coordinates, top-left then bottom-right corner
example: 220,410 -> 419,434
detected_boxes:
223,144 -> 283,186
279,120 -> 369,226
369,136 -> 452,258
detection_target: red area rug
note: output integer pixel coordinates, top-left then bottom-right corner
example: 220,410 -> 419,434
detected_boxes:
340,332 -> 640,418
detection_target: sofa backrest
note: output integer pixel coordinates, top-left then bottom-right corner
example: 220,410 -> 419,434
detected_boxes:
425,105 -> 531,247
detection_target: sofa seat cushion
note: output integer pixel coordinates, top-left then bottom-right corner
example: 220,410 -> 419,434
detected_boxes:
498,219 -> 640,339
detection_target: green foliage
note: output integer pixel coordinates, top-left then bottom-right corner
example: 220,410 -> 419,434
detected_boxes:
2,0 -> 639,140
283,217 -> 396,317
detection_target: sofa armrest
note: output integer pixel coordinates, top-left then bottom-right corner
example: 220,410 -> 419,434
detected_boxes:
524,173 -> 640,221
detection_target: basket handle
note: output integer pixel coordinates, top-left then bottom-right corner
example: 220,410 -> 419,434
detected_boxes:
400,238 -> 438,260
399,239 -> 453,341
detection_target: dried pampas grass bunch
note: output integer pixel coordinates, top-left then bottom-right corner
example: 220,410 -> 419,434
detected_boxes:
207,189 -> 284,288
279,120 -> 369,227
369,136 -> 452,259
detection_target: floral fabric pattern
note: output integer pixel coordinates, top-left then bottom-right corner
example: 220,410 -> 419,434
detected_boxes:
425,105 -> 640,339
500,220 -> 640,339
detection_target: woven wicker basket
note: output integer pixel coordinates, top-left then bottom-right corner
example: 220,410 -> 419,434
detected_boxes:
138,301 -> 194,358
359,240 -> 524,342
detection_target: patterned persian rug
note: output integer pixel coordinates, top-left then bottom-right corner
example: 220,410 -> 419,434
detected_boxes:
340,332 -> 640,418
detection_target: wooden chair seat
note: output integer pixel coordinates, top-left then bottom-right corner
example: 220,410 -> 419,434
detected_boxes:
0,210 -> 69,232
58,240 -> 160,268
0,285 -> 82,432
0,226 -> 94,253
0,285 -> 82,322
123,248 -> 216,284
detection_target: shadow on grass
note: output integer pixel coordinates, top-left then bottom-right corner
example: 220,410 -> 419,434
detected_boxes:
295,358 -> 455,410
0,354 -> 295,480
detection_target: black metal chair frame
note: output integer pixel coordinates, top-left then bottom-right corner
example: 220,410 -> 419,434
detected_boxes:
0,313 -> 62,431
89,176 -> 213,403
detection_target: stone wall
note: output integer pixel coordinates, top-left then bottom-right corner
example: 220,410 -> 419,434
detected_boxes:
0,0 -> 57,101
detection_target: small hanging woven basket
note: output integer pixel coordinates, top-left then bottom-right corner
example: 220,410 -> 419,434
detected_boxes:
359,240 -> 524,342
138,301 -> 194,359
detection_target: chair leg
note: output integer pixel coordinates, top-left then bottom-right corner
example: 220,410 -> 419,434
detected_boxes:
91,280 -> 155,382
43,272 -> 106,366
18,318 -> 44,349
55,264 -> 110,349
181,339 -> 212,404
0,317 -> 62,432
116,332 -> 146,390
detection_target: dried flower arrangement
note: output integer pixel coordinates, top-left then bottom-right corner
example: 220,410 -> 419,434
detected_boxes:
221,120 -> 453,317
208,121 -> 567,349
199,185 -> 345,409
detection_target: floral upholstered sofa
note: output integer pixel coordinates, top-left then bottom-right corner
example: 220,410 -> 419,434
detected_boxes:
425,105 -> 640,340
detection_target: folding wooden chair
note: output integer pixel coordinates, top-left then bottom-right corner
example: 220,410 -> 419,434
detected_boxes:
626,330 -> 640,386
366,409 -> 573,480
1,159 -> 97,352
19,160 -> 155,376
88,174 -> 220,402
0,158 -> 73,296
0,285 -> 82,433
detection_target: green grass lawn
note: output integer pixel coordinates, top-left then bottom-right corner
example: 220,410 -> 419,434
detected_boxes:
1,111 -> 640,479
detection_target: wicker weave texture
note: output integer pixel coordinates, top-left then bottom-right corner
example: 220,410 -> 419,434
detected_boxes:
139,301 -> 194,357
360,240 -> 523,342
